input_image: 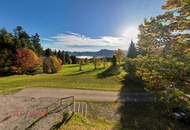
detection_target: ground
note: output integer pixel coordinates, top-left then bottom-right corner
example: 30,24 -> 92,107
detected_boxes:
1,64 -> 190,130
0,64 -> 124,94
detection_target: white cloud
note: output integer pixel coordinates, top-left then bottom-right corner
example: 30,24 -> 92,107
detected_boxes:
42,27 -> 139,51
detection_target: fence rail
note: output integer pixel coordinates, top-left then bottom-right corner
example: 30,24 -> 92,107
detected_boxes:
24,96 -> 75,130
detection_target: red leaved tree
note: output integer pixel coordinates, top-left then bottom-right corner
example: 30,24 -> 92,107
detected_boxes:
15,48 -> 41,73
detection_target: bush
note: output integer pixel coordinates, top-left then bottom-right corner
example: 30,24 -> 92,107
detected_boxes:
43,56 -> 62,73
14,48 -> 41,74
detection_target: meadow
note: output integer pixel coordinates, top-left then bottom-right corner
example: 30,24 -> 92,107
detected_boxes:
0,64 -> 125,94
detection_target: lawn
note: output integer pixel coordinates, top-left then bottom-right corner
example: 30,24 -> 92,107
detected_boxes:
0,64 -> 124,94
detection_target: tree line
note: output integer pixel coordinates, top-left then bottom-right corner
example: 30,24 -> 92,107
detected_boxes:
0,26 -> 79,75
0,25 -> 128,75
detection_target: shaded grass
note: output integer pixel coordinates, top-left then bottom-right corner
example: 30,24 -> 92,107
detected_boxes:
97,65 -> 121,78
0,64 -> 123,94
114,74 -> 190,130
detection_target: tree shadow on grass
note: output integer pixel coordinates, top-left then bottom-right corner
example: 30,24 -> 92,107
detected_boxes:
113,75 -> 190,130
49,112 -> 74,130
65,68 -> 103,76
97,65 -> 120,78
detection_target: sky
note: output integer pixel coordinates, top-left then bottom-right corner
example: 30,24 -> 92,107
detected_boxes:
0,0 -> 165,51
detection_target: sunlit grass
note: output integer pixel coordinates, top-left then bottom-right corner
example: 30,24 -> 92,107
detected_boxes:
0,63 -> 124,94
60,112 -> 114,130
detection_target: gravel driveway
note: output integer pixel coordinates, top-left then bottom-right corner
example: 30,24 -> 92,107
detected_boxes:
13,87 -> 154,102
0,88 -> 154,130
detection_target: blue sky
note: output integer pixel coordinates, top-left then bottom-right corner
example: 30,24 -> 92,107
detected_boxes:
0,0 -> 165,51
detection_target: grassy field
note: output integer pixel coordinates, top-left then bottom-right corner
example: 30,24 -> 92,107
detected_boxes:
0,64 -> 125,94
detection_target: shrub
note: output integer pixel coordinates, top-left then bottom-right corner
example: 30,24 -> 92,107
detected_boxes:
14,48 -> 41,74
43,56 -> 62,73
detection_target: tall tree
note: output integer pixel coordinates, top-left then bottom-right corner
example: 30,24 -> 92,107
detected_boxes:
112,55 -> 117,66
65,52 -> 70,64
14,26 -> 32,49
127,41 -> 137,58
44,48 -> 52,57
31,33 -> 43,55
70,55 -> 77,64
0,28 -> 15,74
138,16 -> 173,56
135,0 -> 190,112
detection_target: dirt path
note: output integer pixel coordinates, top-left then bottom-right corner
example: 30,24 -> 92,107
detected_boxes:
13,87 -> 154,102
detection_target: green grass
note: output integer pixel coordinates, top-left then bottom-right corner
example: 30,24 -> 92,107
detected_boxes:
0,64 -> 124,94
60,112 -> 113,130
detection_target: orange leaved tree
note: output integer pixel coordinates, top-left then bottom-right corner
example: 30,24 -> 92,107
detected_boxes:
15,48 -> 41,74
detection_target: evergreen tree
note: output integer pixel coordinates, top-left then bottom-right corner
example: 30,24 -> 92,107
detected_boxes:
61,51 -> 65,64
70,55 -> 77,64
0,28 -> 15,74
31,33 -> 43,55
65,52 -> 70,64
112,55 -> 117,66
44,48 -> 52,57
14,26 -> 32,49
127,41 -> 137,58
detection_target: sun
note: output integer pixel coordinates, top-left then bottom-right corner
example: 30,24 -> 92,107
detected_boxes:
121,26 -> 139,42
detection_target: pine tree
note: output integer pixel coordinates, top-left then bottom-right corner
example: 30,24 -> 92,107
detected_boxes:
127,41 -> 137,58
31,33 -> 43,55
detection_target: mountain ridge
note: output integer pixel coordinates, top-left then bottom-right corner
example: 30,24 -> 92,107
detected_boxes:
68,49 -> 116,57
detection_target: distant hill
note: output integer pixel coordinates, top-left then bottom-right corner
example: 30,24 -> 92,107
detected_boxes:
68,49 -> 115,58
96,49 -> 114,57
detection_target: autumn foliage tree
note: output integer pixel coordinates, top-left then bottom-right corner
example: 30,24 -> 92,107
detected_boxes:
0,26 -> 44,75
43,56 -> 62,74
14,48 -> 41,74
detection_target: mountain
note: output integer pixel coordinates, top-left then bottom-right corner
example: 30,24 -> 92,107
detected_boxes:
96,49 -> 114,57
68,49 -> 115,58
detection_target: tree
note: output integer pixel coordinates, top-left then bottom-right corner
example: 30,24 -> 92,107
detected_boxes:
112,55 -> 117,66
15,48 -> 41,73
134,0 -> 190,112
43,56 -> 61,73
14,26 -> 32,49
0,28 -> 15,74
114,49 -> 126,65
127,41 -> 137,58
44,48 -> 52,57
138,16 -> 173,56
65,52 -> 70,64
93,57 -> 101,70
93,57 -> 97,70
0,26 -> 46,75
103,58 -> 107,69
79,59 -> 83,71
70,55 -> 77,64
31,33 -> 43,55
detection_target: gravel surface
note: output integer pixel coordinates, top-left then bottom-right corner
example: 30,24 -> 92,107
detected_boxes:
0,88 -> 154,130
13,88 -> 154,102
0,96 -> 65,130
